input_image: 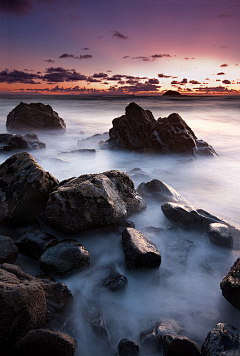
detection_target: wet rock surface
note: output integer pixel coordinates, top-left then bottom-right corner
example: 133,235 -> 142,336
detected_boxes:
103,102 -> 216,156
15,229 -> 58,260
220,258 -> 240,311
0,235 -> 18,263
6,102 -> 66,132
207,223 -> 233,248
9,329 -> 76,356
39,239 -> 90,276
122,227 -> 161,269
45,170 -> 146,233
0,152 -> 58,226
118,338 -> 140,356
102,266 -> 127,292
201,323 -> 240,356
162,335 -> 201,356
0,133 -> 46,151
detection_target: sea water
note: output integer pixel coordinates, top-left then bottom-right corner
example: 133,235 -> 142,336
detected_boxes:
0,95 -> 240,355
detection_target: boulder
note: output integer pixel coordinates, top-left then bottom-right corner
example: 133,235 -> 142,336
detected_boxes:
6,102 -> 66,132
162,335 -> 201,356
162,90 -> 182,96
0,264 -> 72,352
207,223 -> 233,248
201,323 -> 240,356
118,339 -> 140,356
45,170 -> 146,233
137,179 -> 187,203
0,152 -> 58,226
102,102 -> 216,156
220,258 -> 240,311
9,329 -> 76,356
39,239 -> 90,276
102,266 -> 127,292
0,133 -> 46,151
122,227 -> 161,269
15,229 -> 58,260
0,235 -> 18,263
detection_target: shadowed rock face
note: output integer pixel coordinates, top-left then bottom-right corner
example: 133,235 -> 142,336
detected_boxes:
103,103 -> 216,156
162,335 -> 201,356
220,258 -> 240,311
0,133 -> 46,151
6,102 -> 66,132
0,152 -> 59,226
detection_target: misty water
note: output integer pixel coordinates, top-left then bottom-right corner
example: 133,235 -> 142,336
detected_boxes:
0,95 -> 240,355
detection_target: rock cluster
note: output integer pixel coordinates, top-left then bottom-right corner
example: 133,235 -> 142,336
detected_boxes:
0,133 -> 46,151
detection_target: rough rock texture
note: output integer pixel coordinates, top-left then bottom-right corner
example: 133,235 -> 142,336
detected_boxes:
162,90 -> 182,96
102,266 -> 127,292
0,264 -> 72,352
6,102 -> 66,132
220,258 -> 240,311
201,323 -> 240,356
0,235 -> 18,263
207,223 -> 233,248
162,335 -> 201,356
103,102 -> 216,156
0,133 -> 46,151
45,170 -> 146,233
122,227 -> 161,269
39,239 -> 90,276
118,338 -> 140,356
9,329 -> 76,356
15,229 -> 58,260
0,152 -> 58,226
137,179 -> 187,203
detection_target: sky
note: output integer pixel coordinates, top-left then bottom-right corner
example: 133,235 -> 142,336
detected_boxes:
0,0 -> 240,95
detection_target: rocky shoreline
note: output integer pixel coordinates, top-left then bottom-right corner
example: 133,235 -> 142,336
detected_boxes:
0,102 -> 239,355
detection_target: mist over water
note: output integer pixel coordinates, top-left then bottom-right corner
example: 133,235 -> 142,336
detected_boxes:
0,95 -> 240,354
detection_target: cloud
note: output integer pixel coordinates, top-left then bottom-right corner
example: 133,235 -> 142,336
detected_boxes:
152,54 -> 171,59
158,73 -> 171,78
42,67 -> 87,83
112,31 -> 128,40
222,79 -> 231,84
45,59 -> 55,63
195,86 -> 238,95
220,46 -> 228,49
0,0 -> 33,16
132,56 -> 150,62
147,78 -> 160,84
123,56 -> 130,59
218,13 -> 233,18
220,63 -> 229,67
189,80 -> 201,84
184,57 -> 195,60
0,69 -> 41,84
92,72 -> 108,78
217,72 -> 225,75
59,53 -> 92,60
171,80 -> 180,85
180,78 -> 188,84
107,74 -> 124,81
87,77 -> 101,83
82,47 -> 89,50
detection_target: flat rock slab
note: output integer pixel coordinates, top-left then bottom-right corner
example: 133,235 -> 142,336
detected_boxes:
122,227 -> 161,269
39,239 -> 90,276
220,258 -> 240,311
6,102 -> 66,132
0,235 -> 18,263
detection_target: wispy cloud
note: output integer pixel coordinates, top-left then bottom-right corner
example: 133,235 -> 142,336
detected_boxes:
45,59 -> 55,63
217,72 -> 225,75
112,31 -> 128,40
59,53 -> 92,60
42,67 -> 87,83
220,63 -> 229,67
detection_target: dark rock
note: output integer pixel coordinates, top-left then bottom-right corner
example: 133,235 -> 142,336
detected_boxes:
0,133 -> 45,152
9,329 -> 76,356
195,139 -> 217,156
45,170 -> 146,233
102,266 -> 127,291
61,148 -> 96,154
39,239 -> 90,276
162,90 -> 182,96
0,235 -> 18,263
118,338 -> 140,356
122,227 -> 161,269
207,223 -> 233,248
0,264 -> 72,352
24,133 -> 46,149
220,258 -> 240,311
162,335 -> 201,356
201,323 -> 240,356
137,179 -> 187,203
15,229 -> 58,260
103,102 -> 216,156
0,152 -> 58,226
6,102 -> 66,132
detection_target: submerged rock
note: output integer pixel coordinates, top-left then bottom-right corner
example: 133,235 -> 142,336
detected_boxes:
45,170 -> 146,233
122,227 -> 161,269
0,235 -> 18,264
0,152 -> 58,226
102,266 -> 127,292
118,338 -> 140,356
201,323 -> 240,356
9,329 -> 76,356
39,239 -> 90,276
6,102 -> 66,132
207,223 -> 233,248
220,258 -> 240,311
102,102 -> 216,156
162,335 -> 201,356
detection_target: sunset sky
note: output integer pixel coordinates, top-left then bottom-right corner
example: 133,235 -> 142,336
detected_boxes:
0,0 -> 240,95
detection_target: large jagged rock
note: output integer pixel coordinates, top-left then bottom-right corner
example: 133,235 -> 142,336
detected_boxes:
45,170 -> 146,233
220,258 -> 240,311
0,133 -> 46,151
122,227 -> 161,269
0,264 -> 72,352
162,335 -> 201,356
201,323 -> 240,356
0,152 -> 58,226
102,102 -> 216,156
9,329 -> 76,356
6,102 -> 66,132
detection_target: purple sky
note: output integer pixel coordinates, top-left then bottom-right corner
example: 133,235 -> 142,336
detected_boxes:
1,0 -> 240,95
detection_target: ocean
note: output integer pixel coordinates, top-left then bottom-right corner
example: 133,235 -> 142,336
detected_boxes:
0,94 -> 240,354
